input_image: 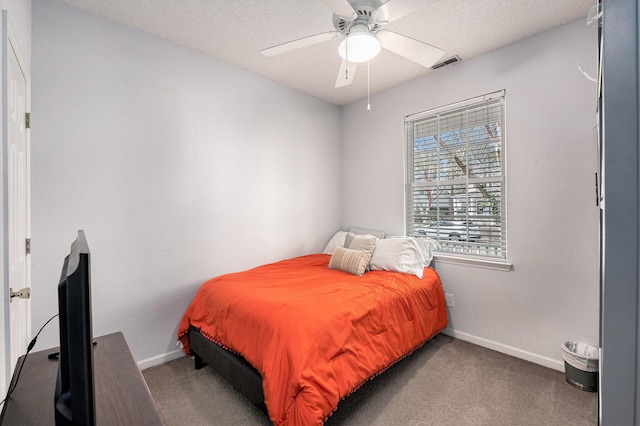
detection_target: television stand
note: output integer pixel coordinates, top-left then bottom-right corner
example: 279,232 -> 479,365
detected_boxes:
0,332 -> 166,425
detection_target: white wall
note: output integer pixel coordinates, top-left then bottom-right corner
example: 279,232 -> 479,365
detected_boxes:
342,19 -> 599,370
30,1 -> 598,372
31,0 -> 342,365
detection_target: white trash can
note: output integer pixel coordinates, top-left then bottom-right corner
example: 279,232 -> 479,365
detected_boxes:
561,341 -> 599,392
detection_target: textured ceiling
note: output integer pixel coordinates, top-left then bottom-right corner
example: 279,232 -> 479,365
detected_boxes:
57,0 -> 594,105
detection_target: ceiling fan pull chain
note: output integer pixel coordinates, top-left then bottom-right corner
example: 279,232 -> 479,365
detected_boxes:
345,35 -> 349,80
367,61 -> 371,111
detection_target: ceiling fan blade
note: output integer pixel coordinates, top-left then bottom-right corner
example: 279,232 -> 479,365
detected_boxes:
320,0 -> 357,19
335,59 -> 357,88
376,0 -> 427,23
377,30 -> 445,68
261,31 -> 340,57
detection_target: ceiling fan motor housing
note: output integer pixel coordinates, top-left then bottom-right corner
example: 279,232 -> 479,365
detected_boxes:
333,3 -> 382,35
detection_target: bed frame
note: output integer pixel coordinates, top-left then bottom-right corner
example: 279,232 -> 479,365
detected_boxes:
189,326 -> 268,414
188,324 -> 442,421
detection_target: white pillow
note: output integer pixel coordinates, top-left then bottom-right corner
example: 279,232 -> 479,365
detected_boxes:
323,231 -> 348,255
414,237 -> 438,266
370,237 -> 425,279
347,226 -> 386,239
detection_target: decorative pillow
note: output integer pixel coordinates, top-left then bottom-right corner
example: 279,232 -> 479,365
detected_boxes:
328,246 -> 373,276
323,231 -> 348,255
370,237 -> 425,279
344,233 -> 377,252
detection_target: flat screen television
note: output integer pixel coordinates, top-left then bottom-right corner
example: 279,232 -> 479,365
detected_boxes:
54,230 -> 95,425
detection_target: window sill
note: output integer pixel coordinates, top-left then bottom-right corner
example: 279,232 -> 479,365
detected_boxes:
433,254 -> 512,272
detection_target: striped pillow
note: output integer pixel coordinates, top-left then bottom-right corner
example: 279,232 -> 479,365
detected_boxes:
328,246 -> 373,276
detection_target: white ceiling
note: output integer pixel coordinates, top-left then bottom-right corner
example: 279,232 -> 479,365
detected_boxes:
57,0 -> 594,106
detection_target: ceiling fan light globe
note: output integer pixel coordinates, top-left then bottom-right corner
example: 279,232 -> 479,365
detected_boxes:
338,33 -> 381,63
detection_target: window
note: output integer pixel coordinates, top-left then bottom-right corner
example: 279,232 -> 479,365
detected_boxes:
405,91 -> 506,260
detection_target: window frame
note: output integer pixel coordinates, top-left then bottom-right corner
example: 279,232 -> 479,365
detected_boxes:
404,90 -> 510,268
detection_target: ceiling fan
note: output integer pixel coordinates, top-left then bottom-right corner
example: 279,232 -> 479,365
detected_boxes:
261,0 -> 445,88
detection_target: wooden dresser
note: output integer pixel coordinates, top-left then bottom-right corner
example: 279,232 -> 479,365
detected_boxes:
0,332 -> 165,425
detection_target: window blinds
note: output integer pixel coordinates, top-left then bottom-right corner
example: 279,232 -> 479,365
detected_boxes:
405,92 -> 506,259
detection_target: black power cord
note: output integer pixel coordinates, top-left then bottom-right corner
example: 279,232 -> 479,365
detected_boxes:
0,313 -> 59,408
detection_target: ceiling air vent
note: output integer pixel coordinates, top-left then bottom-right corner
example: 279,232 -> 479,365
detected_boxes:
431,55 -> 461,70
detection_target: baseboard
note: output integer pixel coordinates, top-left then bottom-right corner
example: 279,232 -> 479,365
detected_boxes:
139,331 -> 566,372
138,348 -> 185,371
443,328 -> 565,372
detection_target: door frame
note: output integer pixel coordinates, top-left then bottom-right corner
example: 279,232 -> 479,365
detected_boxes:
600,0 -> 640,424
0,10 -> 31,394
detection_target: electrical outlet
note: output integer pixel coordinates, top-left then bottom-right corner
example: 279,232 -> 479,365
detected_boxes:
445,293 -> 455,308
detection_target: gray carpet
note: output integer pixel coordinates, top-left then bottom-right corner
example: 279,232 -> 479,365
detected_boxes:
143,335 -> 597,425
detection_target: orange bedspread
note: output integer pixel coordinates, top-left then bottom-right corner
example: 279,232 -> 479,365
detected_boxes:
178,254 -> 448,425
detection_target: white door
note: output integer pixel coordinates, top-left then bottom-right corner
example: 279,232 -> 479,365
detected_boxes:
6,31 -> 29,373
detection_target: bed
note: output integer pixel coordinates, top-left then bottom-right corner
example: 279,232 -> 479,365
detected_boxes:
178,230 -> 447,425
